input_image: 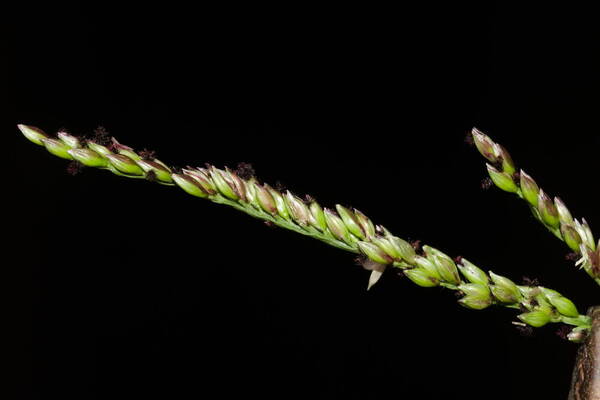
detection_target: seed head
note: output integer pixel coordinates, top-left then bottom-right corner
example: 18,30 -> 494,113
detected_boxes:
183,168 -> 217,195
471,128 -> 500,162
267,185 -> 291,220
255,183 -> 278,215
388,236 -> 416,264
209,167 -> 239,200
111,138 -> 140,160
518,310 -> 551,328
404,268 -> 440,288
537,189 -> 560,228
489,271 -> 521,303
172,173 -> 209,198
335,204 -> 365,239
57,131 -> 81,148
371,236 -> 401,261
353,209 -> 375,239
554,197 -> 574,225
414,256 -> 442,280
546,294 -> 579,318
87,142 -> 113,157
561,224 -> 583,252
423,245 -> 460,285
457,258 -> 488,285
285,191 -> 310,226
105,154 -> 144,175
486,163 -> 518,193
137,159 -> 173,183
457,283 -> 492,310
17,124 -> 49,146
308,201 -> 327,232
324,208 -> 350,243
493,143 -> 516,174
67,148 -> 107,167
225,168 -> 247,202
41,138 -> 73,160
519,170 -> 539,207
357,241 -> 393,265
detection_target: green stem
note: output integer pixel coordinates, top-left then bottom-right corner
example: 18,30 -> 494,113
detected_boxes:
213,195 -> 358,252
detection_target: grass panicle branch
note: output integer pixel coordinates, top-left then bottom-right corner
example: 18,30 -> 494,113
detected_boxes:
471,128 -> 600,287
18,124 -> 592,341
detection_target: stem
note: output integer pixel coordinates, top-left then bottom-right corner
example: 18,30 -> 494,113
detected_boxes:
213,195 -> 358,252
569,307 -> 600,399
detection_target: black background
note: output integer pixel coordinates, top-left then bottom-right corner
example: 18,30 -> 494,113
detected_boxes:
5,3 -> 600,399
